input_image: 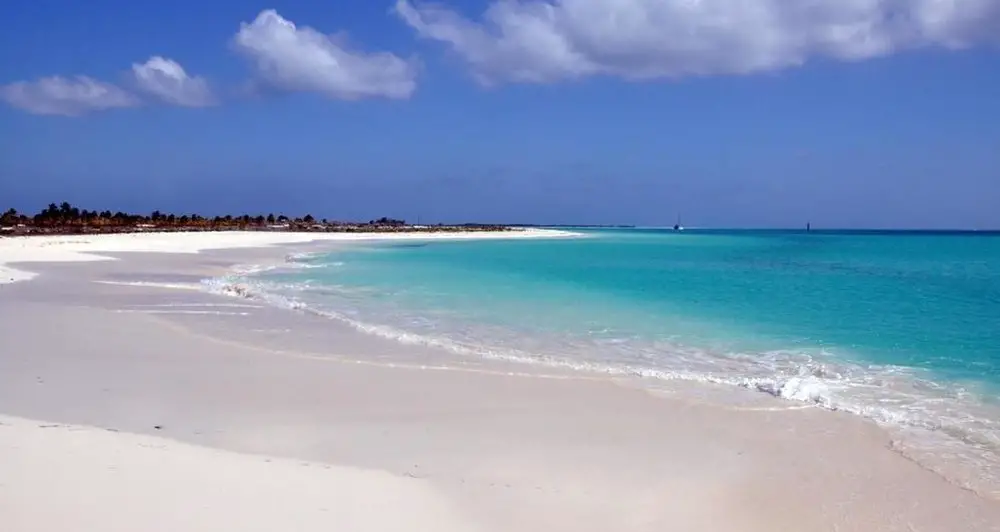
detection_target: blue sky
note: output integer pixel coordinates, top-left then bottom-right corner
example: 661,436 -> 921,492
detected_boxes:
2,0 -> 999,228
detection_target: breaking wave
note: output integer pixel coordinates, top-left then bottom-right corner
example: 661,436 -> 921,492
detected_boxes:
201,265 -> 1000,498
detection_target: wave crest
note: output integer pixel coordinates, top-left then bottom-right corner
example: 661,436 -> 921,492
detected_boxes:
201,271 -> 1000,498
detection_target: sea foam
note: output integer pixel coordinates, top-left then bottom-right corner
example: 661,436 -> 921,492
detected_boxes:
200,239 -> 1000,499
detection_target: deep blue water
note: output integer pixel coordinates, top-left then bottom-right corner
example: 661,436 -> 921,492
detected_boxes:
223,229 -> 1000,482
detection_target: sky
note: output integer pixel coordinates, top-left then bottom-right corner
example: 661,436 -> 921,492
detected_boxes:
2,0 -> 999,228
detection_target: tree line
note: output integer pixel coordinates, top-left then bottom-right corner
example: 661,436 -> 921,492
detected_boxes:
1,202 -> 408,230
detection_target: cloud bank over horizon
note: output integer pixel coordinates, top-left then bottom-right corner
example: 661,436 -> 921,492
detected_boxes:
395,0 -> 1000,84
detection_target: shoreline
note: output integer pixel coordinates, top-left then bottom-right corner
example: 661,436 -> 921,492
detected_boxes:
214,238 -> 1000,501
214,252 -> 1000,501
0,228 -> 578,284
2,232 -> 999,530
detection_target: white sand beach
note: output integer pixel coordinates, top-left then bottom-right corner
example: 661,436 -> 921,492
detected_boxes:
0,228 -> 574,284
1,230 -> 998,531
0,415 -> 478,532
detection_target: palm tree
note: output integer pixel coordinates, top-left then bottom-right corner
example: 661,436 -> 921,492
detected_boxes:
7,201 -> 510,235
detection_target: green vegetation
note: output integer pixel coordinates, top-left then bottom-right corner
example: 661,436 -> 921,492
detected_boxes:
0,203 -> 505,235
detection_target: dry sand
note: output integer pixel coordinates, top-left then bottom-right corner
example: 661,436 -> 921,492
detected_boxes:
0,415 -> 479,532
0,228 -> 575,284
1,232 -> 999,531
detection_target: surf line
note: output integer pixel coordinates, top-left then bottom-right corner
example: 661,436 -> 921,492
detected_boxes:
142,314 -> 834,416
93,280 -> 204,291
115,309 -> 252,316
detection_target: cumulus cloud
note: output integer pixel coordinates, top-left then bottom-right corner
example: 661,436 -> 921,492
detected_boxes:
394,0 -> 1000,84
0,76 -> 139,116
233,9 -> 419,100
131,56 -> 215,107
2,57 -> 212,116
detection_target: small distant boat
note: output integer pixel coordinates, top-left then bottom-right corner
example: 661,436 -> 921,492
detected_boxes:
673,215 -> 684,231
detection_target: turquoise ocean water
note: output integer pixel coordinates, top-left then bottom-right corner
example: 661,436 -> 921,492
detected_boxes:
214,229 -> 1000,490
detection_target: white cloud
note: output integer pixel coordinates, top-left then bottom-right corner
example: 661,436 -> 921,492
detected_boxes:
394,0 -> 1000,84
2,56 -> 212,116
233,9 -> 419,100
0,76 -> 138,116
131,56 -> 215,107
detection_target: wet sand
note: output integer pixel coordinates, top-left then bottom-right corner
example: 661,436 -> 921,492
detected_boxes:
1,240 -> 998,531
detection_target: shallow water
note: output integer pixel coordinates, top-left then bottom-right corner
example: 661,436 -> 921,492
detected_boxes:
209,229 -> 1000,494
